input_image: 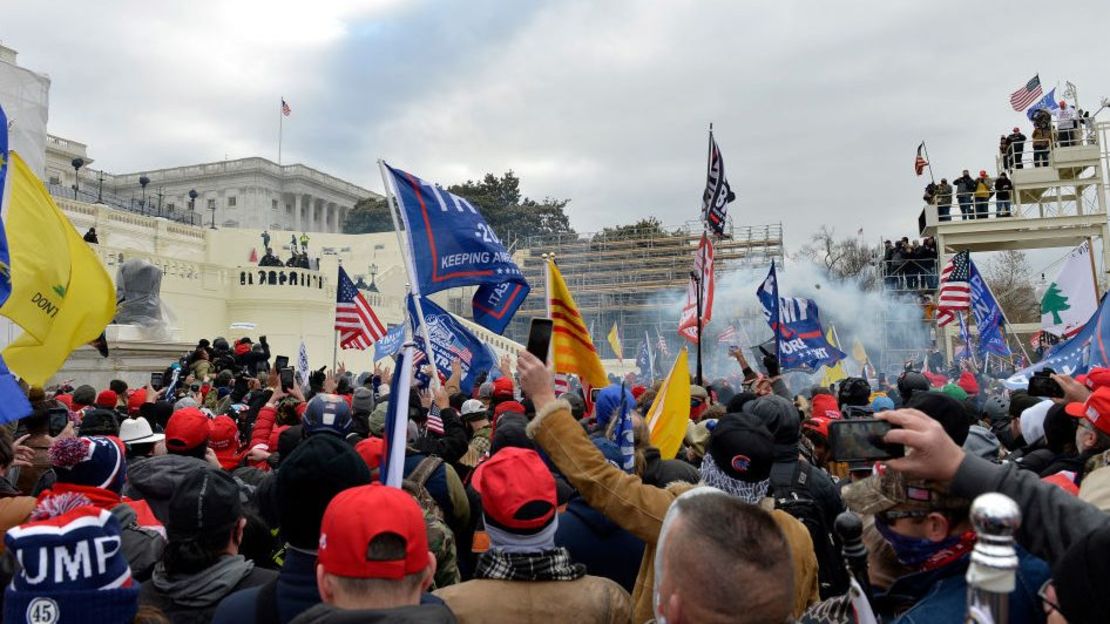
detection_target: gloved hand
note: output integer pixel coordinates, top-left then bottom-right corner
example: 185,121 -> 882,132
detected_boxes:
759,347 -> 781,378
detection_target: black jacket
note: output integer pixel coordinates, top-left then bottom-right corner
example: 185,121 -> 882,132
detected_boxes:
641,447 -> 699,488
139,557 -> 277,624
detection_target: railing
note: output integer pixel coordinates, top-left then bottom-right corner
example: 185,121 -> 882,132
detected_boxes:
918,192 -> 1102,234
879,258 -> 938,292
995,125 -> 1100,172
48,183 -> 202,226
239,267 -> 327,289
107,158 -> 374,199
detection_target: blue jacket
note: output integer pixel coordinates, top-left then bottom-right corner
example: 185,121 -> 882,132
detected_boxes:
555,497 -> 645,593
875,547 -> 1049,624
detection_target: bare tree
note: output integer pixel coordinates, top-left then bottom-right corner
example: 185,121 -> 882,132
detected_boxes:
983,250 -> 1039,323
797,225 -> 880,290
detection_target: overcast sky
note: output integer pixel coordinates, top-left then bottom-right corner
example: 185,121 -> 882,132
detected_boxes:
5,0 -> 1110,257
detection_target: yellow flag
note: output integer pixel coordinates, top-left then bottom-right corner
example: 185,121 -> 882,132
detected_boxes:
645,347 -> 691,459
851,337 -> 869,365
1,151 -> 116,385
819,328 -> 846,386
607,322 -> 623,362
547,258 -> 608,388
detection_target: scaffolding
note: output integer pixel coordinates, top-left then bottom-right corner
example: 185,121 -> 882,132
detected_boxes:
506,219 -> 785,355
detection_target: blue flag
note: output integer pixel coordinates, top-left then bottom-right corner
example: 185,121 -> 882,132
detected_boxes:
968,258 -> 1011,357
955,312 -> 972,363
757,261 -> 846,372
1004,293 -> 1110,389
407,295 -> 494,394
614,384 -> 635,472
636,331 -> 654,382
385,164 -> 529,334
0,104 -> 28,425
372,324 -> 406,361
1026,88 -> 1058,122
382,344 -> 414,487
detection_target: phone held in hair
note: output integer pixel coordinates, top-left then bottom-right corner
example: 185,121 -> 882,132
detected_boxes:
150,371 -> 163,390
526,317 -> 554,362
280,367 -> 295,391
828,419 -> 904,463
1027,368 -> 1064,399
274,355 -> 290,372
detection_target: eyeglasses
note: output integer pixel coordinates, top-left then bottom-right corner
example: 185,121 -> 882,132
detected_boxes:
1038,580 -> 1062,615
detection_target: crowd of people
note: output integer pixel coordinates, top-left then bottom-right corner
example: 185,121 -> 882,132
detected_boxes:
923,170 -> 1014,221
881,237 -> 937,291
1,332 -> 1109,623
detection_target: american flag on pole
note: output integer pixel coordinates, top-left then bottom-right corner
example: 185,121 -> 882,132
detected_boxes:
335,266 -> 387,349
1009,75 -> 1043,112
281,98 -> 292,117
935,251 -> 971,327
914,142 -> 929,176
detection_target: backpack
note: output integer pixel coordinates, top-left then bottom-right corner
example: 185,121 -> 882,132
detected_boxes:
770,461 -> 849,600
401,456 -> 461,588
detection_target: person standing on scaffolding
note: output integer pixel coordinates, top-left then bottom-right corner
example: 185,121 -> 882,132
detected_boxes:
973,170 -> 993,219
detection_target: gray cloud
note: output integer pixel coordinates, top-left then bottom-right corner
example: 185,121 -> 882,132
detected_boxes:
5,0 -> 1109,251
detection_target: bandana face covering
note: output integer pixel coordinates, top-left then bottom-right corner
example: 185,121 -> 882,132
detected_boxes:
875,515 -> 964,570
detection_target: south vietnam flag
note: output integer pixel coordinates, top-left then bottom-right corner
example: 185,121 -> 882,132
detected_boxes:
546,258 -> 608,389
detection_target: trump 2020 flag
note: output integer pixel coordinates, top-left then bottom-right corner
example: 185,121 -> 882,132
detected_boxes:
373,324 -> 406,361
757,261 -> 845,372
382,344 -> 414,487
407,294 -> 493,394
968,257 -> 1011,357
384,163 -> 529,334
702,131 -> 736,237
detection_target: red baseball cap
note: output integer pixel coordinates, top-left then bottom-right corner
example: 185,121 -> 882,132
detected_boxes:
1084,368 -> 1110,391
165,408 -> 212,453
472,447 -> 556,533
1065,386 -> 1110,436
208,415 -> 243,470
317,483 -> 428,579
127,390 -> 148,416
802,416 -> 831,440
95,390 -> 118,409
493,401 -> 526,420
809,394 -> 840,420
355,436 -> 385,471
492,376 -> 514,400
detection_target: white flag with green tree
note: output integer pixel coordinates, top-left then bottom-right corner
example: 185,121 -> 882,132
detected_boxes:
1041,240 -> 1098,337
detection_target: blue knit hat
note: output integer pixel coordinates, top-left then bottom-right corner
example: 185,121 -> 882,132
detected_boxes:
5,506 -> 139,623
49,436 -> 127,494
593,384 -> 634,430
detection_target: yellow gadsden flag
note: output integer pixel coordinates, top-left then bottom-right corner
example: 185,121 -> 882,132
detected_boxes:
645,347 -> 691,459
547,258 -> 608,389
1,151 -> 116,385
819,327 -> 847,387
607,322 -> 623,362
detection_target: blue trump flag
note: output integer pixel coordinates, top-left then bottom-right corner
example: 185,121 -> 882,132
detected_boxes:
384,163 -> 529,334
1026,88 -> 1058,122
0,104 -> 31,425
372,324 -> 405,361
1004,293 -> 1110,389
968,257 -> 1011,357
636,331 -> 654,382
407,294 -> 494,394
955,312 -> 972,363
757,261 -> 846,372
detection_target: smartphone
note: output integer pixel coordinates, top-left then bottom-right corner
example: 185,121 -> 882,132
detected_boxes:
150,371 -> 164,390
47,407 -> 70,437
828,419 -> 904,463
590,387 -> 601,403
274,355 -> 290,372
280,367 -> 295,390
526,318 -> 554,362
1028,371 -> 1064,399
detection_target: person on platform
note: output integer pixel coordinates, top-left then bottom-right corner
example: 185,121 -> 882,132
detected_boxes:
1032,122 -> 1053,168
973,170 -> 993,219
953,170 -> 976,220
995,172 -> 1014,217
934,178 -> 952,222
84,226 -> 99,244
999,134 -> 1012,171
1008,126 -> 1027,169
1056,100 -> 1079,147
259,247 -> 284,267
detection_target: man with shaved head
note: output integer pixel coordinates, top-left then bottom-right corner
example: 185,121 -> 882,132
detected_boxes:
654,488 -> 794,623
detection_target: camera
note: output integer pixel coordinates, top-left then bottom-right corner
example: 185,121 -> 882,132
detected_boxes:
1027,368 -> 1064,399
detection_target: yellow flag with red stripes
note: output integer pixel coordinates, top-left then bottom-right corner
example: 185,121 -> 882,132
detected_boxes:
546,258 -> 608,388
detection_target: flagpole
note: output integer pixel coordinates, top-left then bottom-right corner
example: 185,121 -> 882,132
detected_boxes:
544,253 -> 553,365
378,160 -> 439,390
278,98 -> 283,165
975,274 -> 1033,364
646,330 -> 655,384
921,140 -> 936,184
1087,237 -> 1100,299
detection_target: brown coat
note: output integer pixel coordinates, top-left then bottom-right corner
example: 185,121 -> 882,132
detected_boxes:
0,496 -> 35,553
434,576 -> 632,624
526,399 -> 820,624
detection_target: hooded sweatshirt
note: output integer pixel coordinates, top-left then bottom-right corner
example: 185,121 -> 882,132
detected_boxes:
140,555 -> 276,624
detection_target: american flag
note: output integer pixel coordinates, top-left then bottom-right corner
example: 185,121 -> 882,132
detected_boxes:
335,266 -> 387,349
1009,75 -> 1043,112
656,332 -> 670,358
281,98 -> 292,117
717,325 -> 738,344
914,142 -> 929,176
935,251 -> 971,327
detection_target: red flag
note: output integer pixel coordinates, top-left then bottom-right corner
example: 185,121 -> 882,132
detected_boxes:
914,142 -> 929,176
678,233 -> 715,343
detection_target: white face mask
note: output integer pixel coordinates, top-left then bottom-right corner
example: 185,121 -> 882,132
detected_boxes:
653,487 -> 729,623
